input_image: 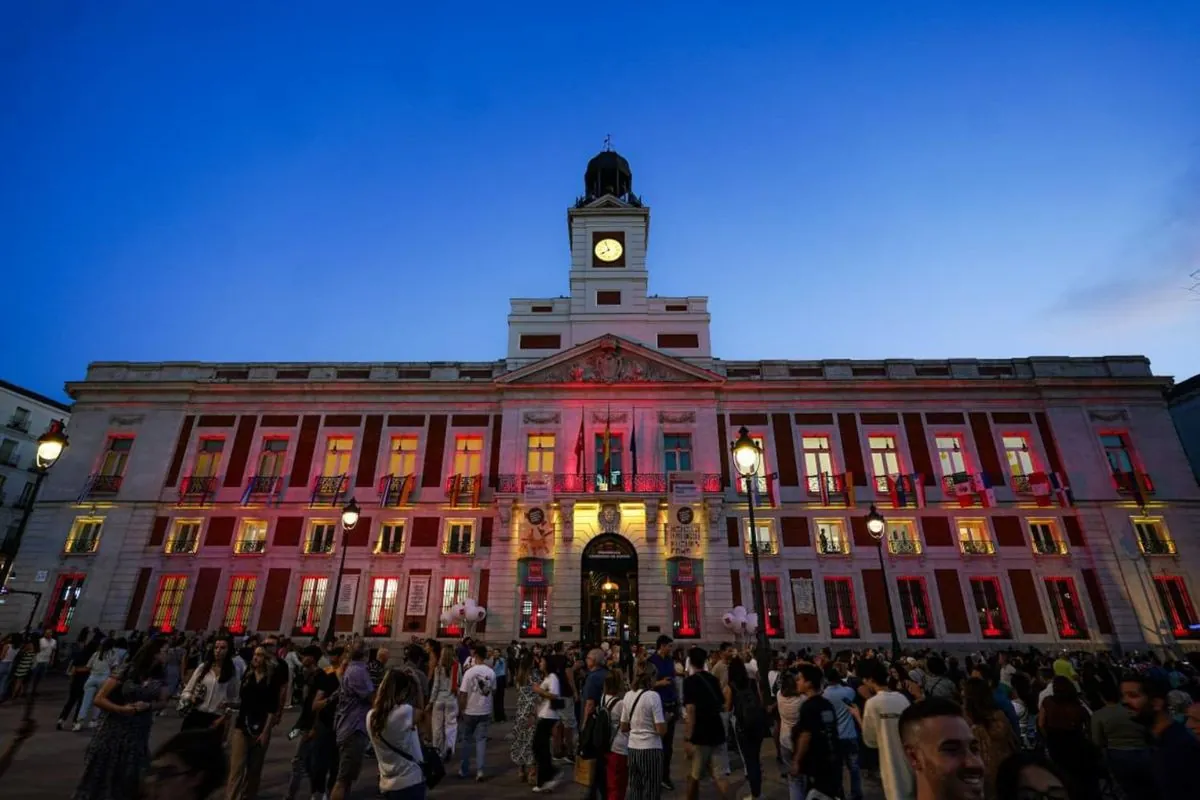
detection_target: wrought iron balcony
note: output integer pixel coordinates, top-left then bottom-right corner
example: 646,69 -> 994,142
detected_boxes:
1138,537 -> 1177,556
1010,474 -> 1032,494
165,536 -> 198,554
310,475 -> 348,507
376,535 -> 404,554
960,539 -> 996,556
235,539 -> 267,555
6,416 -> 30,433
242,475 -> 283,505
1111,471 -> 1155,498
888,538 -> 922,556
305,534 -> 335,555
494,473 -> 723,496
745,539 -> 777,556
818,539 -> 850,556
81,474 -> 123,499
64,536 -> 100,555
1032,537 -> 1068,556
445,474 -> 483,507
179,475 -> 217,504
873,473 -> 923,506
378,474 -> 417,507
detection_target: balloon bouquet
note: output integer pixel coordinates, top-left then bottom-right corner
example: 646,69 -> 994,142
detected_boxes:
439,598 -> 488,637
721,605 -> 759,647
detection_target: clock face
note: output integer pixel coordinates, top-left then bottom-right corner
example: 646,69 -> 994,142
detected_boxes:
593,238 -> 624,262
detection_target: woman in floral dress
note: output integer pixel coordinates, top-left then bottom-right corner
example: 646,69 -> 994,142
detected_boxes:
73,639 -> 170,800
509,654 -> 539,783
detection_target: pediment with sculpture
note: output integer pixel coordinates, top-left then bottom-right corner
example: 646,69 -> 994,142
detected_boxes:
499,335 -> 723,385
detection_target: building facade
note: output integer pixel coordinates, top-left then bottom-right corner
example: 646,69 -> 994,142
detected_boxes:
4,150 -> 1199,653
1168,373 -> 1200,486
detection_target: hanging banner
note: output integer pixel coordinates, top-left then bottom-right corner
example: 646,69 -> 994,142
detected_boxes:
524,473 -> 553,504
405,574 -> 431,618
667,557 -> 704,586
518,558 -> 555,586
791,577 -> 815,615
666,503 -> 702,557
670,474 -> 702,504
335,575 -> 360,616
520,504 -> 555,558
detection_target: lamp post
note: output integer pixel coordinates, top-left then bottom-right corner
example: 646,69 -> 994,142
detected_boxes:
865,504 -> 902,661
324,497 -> 361,643
0,420 -> 69,589
731,426 -> 772,700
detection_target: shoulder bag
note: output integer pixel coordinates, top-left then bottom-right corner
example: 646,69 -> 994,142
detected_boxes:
378,731 -> 446,789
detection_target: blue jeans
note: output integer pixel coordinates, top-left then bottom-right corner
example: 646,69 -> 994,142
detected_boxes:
780,743 -> 805,800
838,738 -> 863,800
459,714 -> 490,775
77,673 -> 108,723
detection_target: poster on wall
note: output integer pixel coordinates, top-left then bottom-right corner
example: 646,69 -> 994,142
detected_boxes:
666,503 -> 702,557
406,574 -> 430,618
791,578 -> 815,615
520,504 -> 555,558
524,473 -> 553,504
335,575 -> 359,615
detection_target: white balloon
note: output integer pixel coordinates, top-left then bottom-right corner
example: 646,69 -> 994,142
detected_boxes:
475,607 -> 487,621
733,605 -> 748,621
744,622 -> 758,636
466,597 -> 479,610
455,603 -> 468,618
721,612 -> 736,629
746,612 -> 759,628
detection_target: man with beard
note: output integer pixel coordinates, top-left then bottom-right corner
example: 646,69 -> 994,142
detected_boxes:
898,699 -> 985,800
1121,674 -> 1199,799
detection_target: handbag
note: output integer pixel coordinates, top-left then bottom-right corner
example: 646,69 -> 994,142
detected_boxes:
177,664 -> 210,715
379,731 -> 446,789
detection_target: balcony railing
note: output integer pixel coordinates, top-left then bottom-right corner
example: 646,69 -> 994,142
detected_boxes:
888,538 -> 922,556
305,535 -> 335,555
64,537 -> 100,555
235,539 -> 267,555
179,475 -> 217,504
378,474 -> 417,507
1112,471 -> 1155,498
166,536 -> 198,554
818,539 -> 850,556
745,540 -> 777,556
6,416 -> 30,433
310,475 -> 348,507
960,539 -> 996,555
376,536 -> 404,554
874,473 -> 923,507
1032,537 -> 1068,556
1010,474 -> 1032,494
242,474 -> 284,505
445,474 -> 483,507
495,473 -> 724,496
806,471 -> 850,504
81,474 -> 123,500
1138,537 -> 1177,556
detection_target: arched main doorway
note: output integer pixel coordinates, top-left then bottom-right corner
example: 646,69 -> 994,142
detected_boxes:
580,534 -> 639,647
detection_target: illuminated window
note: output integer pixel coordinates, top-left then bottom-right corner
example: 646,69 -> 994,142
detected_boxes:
64,517 -> 103,554
802,436 -> 835,494
235,520 -> 268,554
897,578 -> 934,638
44,574 -> 86,634
388,436 -> 419,476
99,437 -> 133,477
377,522 -> 405,554
886,520 -> 921,555
257,438 -> 288,477
1132,518 -> 1175,556
443,522 -> 474,555
438,577 -> 470,637
935,435 -> 967,477
1002,435 -> 1035,477
672,587 -> 701,639
166,520 -> 201,555
294,576 -> 328,634
305,521 -> 337,554
957,520 -> 994,555
520,586 -> 548,638
1029,521 -> 1066,555
453,436 -> 483,477
824,577 -> 859,638
761,577 -> 784,637
744,519 -> 776,555
970,577 -> 1011,638
1153,577 -> 1198,639
366,577 -> 401,635
815,519 -> 849,555
223,576 -> 257,634
1045,577 -> 1087,639
152,575 -> 188,633
663,434 -> 692,472
868,435 -> 902,492
323,437 -> 353,476
1099,433 -> 1135,475
193,438 -> 225,478
527,434 -> 555,473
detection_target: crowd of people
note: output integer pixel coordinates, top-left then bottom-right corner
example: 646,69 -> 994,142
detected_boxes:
1,624 -> 1199,800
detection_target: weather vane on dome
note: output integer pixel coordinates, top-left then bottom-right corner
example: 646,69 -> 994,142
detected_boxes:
603,133 -> 613,151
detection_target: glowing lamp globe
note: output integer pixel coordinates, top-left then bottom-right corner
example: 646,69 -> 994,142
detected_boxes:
341,497 -> 361,530
730,426 -> 762,478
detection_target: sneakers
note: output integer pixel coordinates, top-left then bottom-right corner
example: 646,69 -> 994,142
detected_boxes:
71,721 -> 82,732
476,771 -> 485,782
660,779 -> 676,791
533,777 -> 561,793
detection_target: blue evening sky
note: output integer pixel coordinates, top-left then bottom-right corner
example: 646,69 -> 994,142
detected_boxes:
3,2 -> 1199,402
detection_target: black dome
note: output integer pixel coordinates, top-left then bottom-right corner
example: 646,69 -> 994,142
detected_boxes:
584,148 -> 633,201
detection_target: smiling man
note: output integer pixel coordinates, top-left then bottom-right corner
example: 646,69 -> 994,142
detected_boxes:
898,698 -> 985,800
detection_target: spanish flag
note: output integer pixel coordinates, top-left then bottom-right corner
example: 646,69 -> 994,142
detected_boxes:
602,408 -> 612,478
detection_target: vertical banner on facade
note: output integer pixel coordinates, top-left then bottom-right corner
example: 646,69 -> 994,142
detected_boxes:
406,574 -> 430,618
335,575 -> 359,615
520,474 -> 555,559
667,473 -> 702,557
791,577 -> 815,615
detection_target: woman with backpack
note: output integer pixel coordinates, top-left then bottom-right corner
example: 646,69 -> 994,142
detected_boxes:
178,636 -> 239,731
602,670 -> 629,800
729,658 -> 766,800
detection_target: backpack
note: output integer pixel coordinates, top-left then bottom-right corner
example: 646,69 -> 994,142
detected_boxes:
592,696 -> 619,753
733,685 -> 767,739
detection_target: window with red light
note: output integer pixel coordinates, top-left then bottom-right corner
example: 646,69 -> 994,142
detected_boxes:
520,587 -> 548,638
672,587 -> 701,639
760,578 -> 784,637
969,577 -> 1011,638
824,577 -> 859,638
1044,577 -> 1088,639
897,578 -> 934,638
223,576 -> 257,634
438,577 -> 470,637
1154,576 -> 1198,639
151,575 -> 188,633
367,577 -> 401,635
294,576 -> 328,635
44,573 -> 86,634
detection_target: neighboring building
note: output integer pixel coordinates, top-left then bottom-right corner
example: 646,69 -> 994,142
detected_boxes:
0,380 -> 71,580
1168,373 -> 1200,486
4,149 -> 1199,653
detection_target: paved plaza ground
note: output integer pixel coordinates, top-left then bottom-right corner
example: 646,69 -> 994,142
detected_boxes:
0,677 -> 883,799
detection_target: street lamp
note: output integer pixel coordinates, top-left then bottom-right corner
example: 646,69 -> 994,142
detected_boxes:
731,426 -> 772,700
865,504 -> 902,661
0,420 -> 70,589
323,496 -> 361,643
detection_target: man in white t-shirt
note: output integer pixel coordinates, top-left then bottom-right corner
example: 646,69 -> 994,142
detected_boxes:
860,660 -> 914,800
33,629 -> 57,690
457,644 -> 496,781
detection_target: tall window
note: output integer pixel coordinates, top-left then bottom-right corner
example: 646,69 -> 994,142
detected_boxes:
1099,433 -> 1135,475
0,438 -> 18,465
897,578 -> 934,638
294,576 -> 328,634
44,574 -> 86,634
367,577 -> 401,634
1045,578 -> 1087,639
223,576 -> 257,633
745,520 -> 776,555
166,520 -> 201,554
388,436 -> 419,475
235,520 -> 268,554
99,437 -> 133,477
323,437 -> 353,476
935,435 -> 967,477
957,520 -> 994,555
816,520 -> 849,555
1153,577 -> 1198,638
868,435 -> 902,492
1029,521 -> 1065,555
970,577 -> 1011,638
824,577 -> 859,637
377,522 -> 405,554
761,577 -> 783,636
8,407 -> 30,430
595,432 -> 624,487
802,436 -> 835,493
453,436 -> 483,476
1002,435 -> 1035,477
64,517 -> 103,554
257,438 -> 288,477
520,587 -> 548,637
527,434 -> 555,473
443,522 -> 474,555
438,577 -> 471,636
193,438 -> 225,477
886,520 -> 922,555
1132,519 -> 1175,555
663,434 -> 693,472
152,575 -> 188,633
672,587 -> 701,638
305,521 -> 337,554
